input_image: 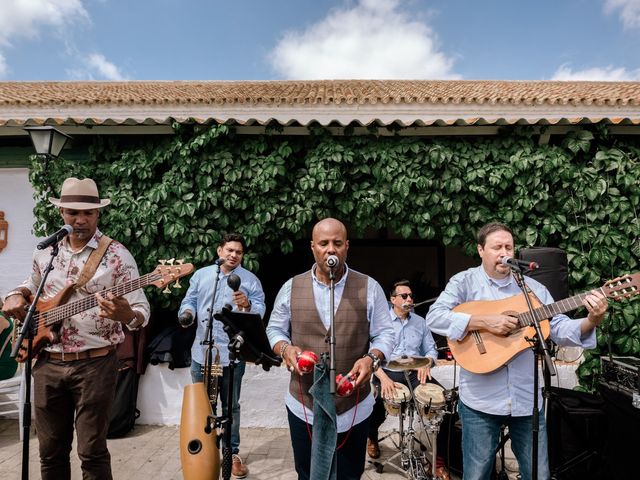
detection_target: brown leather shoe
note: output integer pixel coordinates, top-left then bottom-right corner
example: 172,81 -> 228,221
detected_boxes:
435,466 -> 451,480
367,439 -> 380,459
232,454 -> 249,478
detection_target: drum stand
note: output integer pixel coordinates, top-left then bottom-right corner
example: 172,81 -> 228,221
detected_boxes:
374,398 -> 431,479
373,372 -> 447,480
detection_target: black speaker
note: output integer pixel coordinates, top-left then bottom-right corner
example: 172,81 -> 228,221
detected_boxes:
519,247 -> 569,301
546,386 -> 607,480
598,382 -> 640,478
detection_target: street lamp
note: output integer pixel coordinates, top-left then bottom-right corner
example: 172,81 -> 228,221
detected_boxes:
23,126 -> 72,158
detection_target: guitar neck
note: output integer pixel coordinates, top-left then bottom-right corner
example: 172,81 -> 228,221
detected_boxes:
40,272 -> 155,327
518,287 -> 604,326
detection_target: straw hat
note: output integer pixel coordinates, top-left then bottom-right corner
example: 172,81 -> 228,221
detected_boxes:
48,177 -> 111,210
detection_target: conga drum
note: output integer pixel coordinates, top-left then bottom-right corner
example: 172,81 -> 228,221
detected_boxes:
180,382 -> 220,480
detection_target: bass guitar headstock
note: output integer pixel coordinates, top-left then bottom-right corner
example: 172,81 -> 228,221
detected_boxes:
151,259 -> 194,293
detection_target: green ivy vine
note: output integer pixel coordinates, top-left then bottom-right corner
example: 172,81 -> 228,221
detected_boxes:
29,122 -> 640,391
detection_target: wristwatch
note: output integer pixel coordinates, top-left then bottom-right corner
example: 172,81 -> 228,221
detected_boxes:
126,314 -> 140,330
363,352 -> 381,372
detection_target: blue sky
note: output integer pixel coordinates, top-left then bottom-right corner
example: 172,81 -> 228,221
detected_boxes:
1,0 -> 639,81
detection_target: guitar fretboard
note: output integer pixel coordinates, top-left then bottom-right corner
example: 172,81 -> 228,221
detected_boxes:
517,287 -> 606,326
34,272 -> 160,327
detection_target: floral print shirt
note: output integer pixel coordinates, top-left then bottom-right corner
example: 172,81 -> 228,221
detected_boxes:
20,229 -> 150,353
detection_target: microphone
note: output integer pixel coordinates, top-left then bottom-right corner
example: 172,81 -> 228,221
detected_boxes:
227,274 -> 244,312
177,311 -> 194,328
501,256 -> 540,270
227,273 -> 241,292
37,225 -> 73,250
214,258 -> 225,266
326,255 -> 339,269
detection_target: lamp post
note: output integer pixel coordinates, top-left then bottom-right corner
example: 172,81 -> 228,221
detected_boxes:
23,126 -> 72,158
23,126 -> 72,194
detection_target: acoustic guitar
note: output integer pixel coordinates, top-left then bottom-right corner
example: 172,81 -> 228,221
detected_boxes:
448,273 -> 640,374
14,260 -> 194,363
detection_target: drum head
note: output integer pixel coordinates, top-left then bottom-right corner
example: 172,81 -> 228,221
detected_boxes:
415,383 -> 445,407
389,382 -> 411,403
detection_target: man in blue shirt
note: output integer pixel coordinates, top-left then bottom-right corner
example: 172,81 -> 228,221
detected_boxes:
267,218 -> 394,480
178,233 -> 265,478
367,280 -> 450,480
425,222 -> 608,480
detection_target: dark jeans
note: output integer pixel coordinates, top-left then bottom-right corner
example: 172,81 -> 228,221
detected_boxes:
33,351 -> 118,480
287,407 -> 369,480
369,369 -> 451,462
190,359 -> 245,454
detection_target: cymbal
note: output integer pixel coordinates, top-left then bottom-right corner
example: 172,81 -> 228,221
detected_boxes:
385,356 -> 432,372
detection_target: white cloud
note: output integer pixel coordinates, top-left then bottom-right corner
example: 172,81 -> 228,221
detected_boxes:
0,53 -> 7,78
604,0 -> 640,29
0,0 -> 88,78
86,53 -> 126,80
269,0 -> 458,80
0,0 -> 88,46
66,53 -> 128,81
551,63 -> 640,81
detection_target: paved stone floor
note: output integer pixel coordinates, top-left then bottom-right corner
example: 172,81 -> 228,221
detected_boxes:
0,418 -> 526,479
1,418 -> 477,479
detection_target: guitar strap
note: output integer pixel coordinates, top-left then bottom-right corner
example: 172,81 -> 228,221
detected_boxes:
74,235 -> 113,291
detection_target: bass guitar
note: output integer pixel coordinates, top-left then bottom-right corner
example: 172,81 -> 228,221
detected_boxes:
15,260 -> 193,362
448,273 -> 639,374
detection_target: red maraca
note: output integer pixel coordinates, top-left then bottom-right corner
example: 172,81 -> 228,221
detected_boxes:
336,373 -> 355,397
297,351 -> 318,374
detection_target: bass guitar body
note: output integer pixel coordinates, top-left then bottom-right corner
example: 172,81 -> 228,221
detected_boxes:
449,294 -> 550,374
16,285 -> 76,362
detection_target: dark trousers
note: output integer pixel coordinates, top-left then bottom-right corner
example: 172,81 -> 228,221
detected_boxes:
33,352 -> 117,480
369,369 -> 451,463
287,407 -> 369,480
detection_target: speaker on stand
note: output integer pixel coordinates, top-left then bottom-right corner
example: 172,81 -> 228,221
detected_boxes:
518,247 -> 569,302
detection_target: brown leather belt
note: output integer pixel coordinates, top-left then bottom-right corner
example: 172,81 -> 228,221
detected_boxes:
45,345 -> 116,362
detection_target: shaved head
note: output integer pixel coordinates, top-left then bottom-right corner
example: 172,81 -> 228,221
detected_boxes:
310,217 -> 349,282
312,218 -> 347,242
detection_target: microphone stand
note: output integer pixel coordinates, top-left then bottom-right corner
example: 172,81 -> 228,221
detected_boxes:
511,266 -> 556,480
221,330 -> 243,480
202,261 -> 224,443
328,264 -> 337,394
10,243 -> 61,480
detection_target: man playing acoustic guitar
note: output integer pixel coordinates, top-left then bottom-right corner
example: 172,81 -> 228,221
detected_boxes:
2,177 -> 150,480
425,222 -> 608,480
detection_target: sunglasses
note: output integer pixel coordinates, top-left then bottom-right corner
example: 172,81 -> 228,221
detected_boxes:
393,293 -> 414,300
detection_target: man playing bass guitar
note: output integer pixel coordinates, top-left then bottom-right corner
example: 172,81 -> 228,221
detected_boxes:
425,222 -> 608,480
2,177 -> 150,480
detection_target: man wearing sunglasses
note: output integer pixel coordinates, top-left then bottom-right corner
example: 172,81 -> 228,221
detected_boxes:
367,280 -> 451,480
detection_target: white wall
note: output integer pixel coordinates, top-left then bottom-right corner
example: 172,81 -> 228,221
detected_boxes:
0,168 -> 38,298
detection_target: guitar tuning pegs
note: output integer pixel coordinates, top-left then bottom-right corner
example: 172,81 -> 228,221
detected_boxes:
174,279 -> 182,289
163,285 -> 172,294
166,258 -> 175,265
176,259 -> 184,265
159,259 -> 167,265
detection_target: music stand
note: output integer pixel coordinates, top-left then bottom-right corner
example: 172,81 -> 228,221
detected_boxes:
213,307 -> 281,480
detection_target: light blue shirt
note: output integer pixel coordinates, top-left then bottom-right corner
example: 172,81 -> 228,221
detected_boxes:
387,309 -> 438,364
425,265 -> 595,416
179,264 -> 265,366
267,264 -> 395,433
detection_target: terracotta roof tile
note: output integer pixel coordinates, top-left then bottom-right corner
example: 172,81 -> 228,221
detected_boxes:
0,80 -> 638,128
0,80 -> 638,107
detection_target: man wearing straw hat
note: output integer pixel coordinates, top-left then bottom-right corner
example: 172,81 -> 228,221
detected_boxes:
2,177 -> 150,480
